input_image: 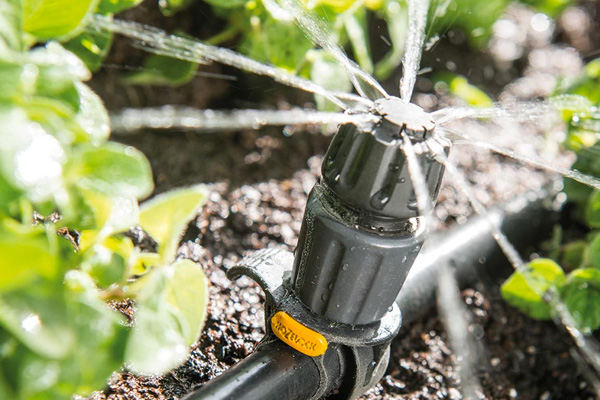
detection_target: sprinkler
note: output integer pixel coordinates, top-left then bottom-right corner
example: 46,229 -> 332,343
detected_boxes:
182,99 -> 558,399
184,97 -> 450,399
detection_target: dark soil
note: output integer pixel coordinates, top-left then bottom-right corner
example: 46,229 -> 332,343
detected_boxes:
91,130 -> 596,400
88,1 -> 599,399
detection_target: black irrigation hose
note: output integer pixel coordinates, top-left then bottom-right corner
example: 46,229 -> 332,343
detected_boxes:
184,190 -> 559,400
183,340 -> 345,400
397,190 -> 559,323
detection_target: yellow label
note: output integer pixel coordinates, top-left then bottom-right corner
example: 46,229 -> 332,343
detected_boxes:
271,311 -> 328,357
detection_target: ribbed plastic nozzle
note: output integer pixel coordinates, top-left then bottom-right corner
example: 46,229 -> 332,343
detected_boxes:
292,98 -> 450,325
322,99 -> 445,220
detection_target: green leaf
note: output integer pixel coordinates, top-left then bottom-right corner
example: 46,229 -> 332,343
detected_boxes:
23,0 -> 100,41
0,0 -> 23,54
158,0 -> 196,16
98,0 -> 143,14
64,30 -> 113,73
81,241 -> 128,287
561,268 -> 600,333
125,259 -> 208,374
0,227 -> 59,292
374,0 -> 407,80
0,59 -> 23,102
81,189 -> 139,244
310,50 -> 351,111
549,94 -> 594,119
139,185 -> 208,264
586,191 -> 600,228
69,142 -> 153,200
563,142 -> 600,208
0,273 -> 127,398
435,73 -> 493,107
203,0 -> 246,9
0,175 -> 21,216
520,0 -> 574,18
448,75 -> 493,107
0,287 -> 73,359
31,42 -> 91,91
59,270 -> 128,396
239,17 -> 313,72
0,107 -> 67,203
428,0 -> 508,47
123,52 -> 198,87
73,82 -> 110,144
587,234 -> 600,269
344,11 -> 372,73
501,258 -> 566,320
561,240 -> 587,271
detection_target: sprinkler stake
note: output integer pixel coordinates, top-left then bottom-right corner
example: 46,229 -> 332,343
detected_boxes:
227,98 -> 447,399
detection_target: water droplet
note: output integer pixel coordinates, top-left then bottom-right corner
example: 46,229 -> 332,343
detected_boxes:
399,178 -> 406,183
342,264 -> 349,271
401,256 -> 408,263
328,283 -> 333,290
21,314 -> 41,333
350,246 -> 356,251
478,257 -> 487,264
282,125 -> 295,137
321,293 -> 327,301
370,187 -> 391,209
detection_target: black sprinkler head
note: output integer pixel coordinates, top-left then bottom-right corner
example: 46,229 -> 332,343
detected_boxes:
292,101 -> 450,325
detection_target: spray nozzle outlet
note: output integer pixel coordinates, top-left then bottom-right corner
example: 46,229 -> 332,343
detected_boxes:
321,111 -> 448,222
373,97 -> 435,140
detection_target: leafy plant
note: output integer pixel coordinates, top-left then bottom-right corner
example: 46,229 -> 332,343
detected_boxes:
0,1 -> 210,398
60,0 -> 573,111
434,72 -> 493,107
501,59 -> 600,334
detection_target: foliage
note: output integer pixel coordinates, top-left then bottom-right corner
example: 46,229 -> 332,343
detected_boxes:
0,1 -> 209,398
519,0 -> 573,17
501,59 -> 600,334
434,73 -> 493,107
428,0 -> 509,48
122,50 -> 199,86
58,0 -> 575,110
501,258 -> 600,334
501,258 -> 565,320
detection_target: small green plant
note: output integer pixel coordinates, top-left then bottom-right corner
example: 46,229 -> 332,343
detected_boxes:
501,59 -> 600,334
0,1 -> 209,398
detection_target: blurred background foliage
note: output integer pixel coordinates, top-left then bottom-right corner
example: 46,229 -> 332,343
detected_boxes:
0,1 -> 209,399
64,0 -> 577,103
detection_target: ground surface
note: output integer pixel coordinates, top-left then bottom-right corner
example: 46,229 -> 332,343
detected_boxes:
87,1 -> 599,399
91,130 -> 595,400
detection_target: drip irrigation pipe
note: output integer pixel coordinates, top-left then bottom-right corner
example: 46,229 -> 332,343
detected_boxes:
187,340 -> 345,400
397,189 -> 560,324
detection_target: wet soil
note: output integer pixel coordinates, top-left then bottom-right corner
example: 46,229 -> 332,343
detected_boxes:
88,1 -> 599,399
92,128 -> 595,400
